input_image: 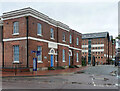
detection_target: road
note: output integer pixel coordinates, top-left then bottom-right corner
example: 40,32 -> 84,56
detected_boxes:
2,65 -> 119,89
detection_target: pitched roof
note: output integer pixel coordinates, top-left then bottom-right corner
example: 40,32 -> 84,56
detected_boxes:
82,32 -> 109,39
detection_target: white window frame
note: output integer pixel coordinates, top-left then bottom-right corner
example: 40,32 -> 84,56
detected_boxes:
37,46 -> 43,63
37,23 -> 42,36
62,32 -> 66,42
70,34 -> 72,44
76,52 -> 79,62
50,28 -> 54,39
77,37 -> 79,45
13,22 -> 19,35
55,55 -> 57,62
62,49 -> 65,62
13,45 -> 19,63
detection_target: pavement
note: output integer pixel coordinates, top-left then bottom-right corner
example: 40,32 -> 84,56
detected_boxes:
1,66 -> 87,77
2,65 -> 119,89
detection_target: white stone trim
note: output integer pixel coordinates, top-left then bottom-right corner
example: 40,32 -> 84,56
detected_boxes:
12,33 -> 19,35
3,37 -> 27,42
91,44 -> 104,47
13,61 -> 19,63
82,45 -> 88,48
38,61 -> 43,63
3,37 -> 82,51
82,50 -> 88,52
91,49 -> 104,52
69,46 -> 82,51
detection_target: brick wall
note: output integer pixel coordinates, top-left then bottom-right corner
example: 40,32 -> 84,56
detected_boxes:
3,15 -> 82,69
0,26 -> 3,67
82,37 -> 109,64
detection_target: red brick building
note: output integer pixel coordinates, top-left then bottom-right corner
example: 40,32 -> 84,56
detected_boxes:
0,19 -> 3,68
1,7 -> 82,70
82,32 -> 116,64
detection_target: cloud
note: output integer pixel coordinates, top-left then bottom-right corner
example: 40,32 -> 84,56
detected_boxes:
0,1 -> 118,38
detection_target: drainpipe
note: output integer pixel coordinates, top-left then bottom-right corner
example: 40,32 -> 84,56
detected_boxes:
26,16 -> 29,68
108,35 -> 110,64
57,26 -> 59,67
1,26 -> 4,68
72,31 -> 74,65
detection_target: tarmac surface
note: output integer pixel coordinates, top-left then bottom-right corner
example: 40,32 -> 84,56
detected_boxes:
2,65 -> 119,89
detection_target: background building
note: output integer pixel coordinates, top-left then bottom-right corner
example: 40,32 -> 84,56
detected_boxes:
82,32 -> 116,65
1,7 -> 82,71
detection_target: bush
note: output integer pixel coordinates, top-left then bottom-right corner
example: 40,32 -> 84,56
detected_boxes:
69,65 -> 76,68
48,67 -> 55,70
82,59 -> 86,66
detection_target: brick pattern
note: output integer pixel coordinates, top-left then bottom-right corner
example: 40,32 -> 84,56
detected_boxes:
82,37 -> 116,64
3,16 -> 82,69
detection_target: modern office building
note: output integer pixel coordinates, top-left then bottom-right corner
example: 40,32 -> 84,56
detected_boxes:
0,7 -> 82,71
82,32 -> 116,64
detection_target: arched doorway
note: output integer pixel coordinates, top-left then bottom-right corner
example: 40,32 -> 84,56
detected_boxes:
68,50 -> 72,66
48,48 -> 57,67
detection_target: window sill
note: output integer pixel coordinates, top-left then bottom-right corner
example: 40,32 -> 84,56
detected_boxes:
12,33 -> 19,35
62,40 -> 66,42
63,61 -> 66,63
38,61 -> 43,63
13,61 -> 19,64
37,34 -> 42,37
51,38 -> 55,40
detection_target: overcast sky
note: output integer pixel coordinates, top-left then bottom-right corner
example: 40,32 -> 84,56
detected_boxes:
0,0 -> 119,47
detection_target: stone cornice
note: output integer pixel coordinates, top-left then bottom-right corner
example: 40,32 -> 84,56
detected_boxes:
2,7 -> 70,31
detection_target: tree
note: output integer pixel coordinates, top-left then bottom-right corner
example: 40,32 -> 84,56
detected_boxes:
116,34 -> 120,39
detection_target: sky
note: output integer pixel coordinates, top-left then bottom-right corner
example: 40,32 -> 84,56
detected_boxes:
0,0 -> 119,47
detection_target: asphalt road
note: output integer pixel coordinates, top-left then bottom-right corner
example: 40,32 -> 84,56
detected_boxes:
2,65 -> 119,89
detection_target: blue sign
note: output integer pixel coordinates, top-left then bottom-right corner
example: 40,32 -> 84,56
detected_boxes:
36,51 -> 41,56
33,58 -> 37,71
31,51 -> 41,56
31,51 -> 36,53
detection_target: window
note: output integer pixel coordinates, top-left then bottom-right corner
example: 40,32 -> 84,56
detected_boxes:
62,49 -> 65,62
55,55 -> 57,62
77,37 -> 79,45
50,28 -> 54,39
62,32 -> 65,42
13,22 -> 19,34
37,46 -> 42,63
13,45 -> 19,63
70,34 -> 72,43
37,23 -> 42,35
76,52 -> 79,62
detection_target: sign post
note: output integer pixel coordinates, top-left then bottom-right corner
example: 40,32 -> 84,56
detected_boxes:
33,58 -> 37,71
31,50 -> 41,75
